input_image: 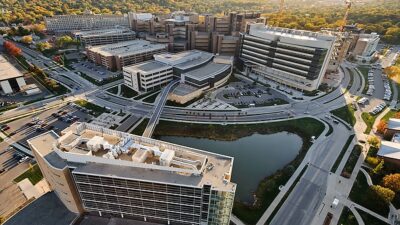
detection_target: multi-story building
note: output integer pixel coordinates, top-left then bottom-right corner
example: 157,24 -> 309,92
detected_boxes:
127,13 -> 165,36
188,32 -> 239,56
86,40 -> 167,71
321,30 -> 352,73
28,123 -> 236,225
239,23 -> 336,92
45,12 -> 129,33
73,28 -> 136,46
0,55 -> 27,94
124,50 -> 233,103
350,33 -> 380,63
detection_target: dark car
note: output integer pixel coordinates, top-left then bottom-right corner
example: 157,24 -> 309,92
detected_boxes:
1,126 -> 10,131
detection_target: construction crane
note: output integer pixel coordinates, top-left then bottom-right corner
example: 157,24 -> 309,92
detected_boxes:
279,0 -> 285,14
340,0 -> 352,32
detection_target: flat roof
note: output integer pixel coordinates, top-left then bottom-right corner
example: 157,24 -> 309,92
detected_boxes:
4,192 -> 77,225
87,40 -> 166,57
249,23 -> 335,42
154,50 -> 213,69
0,55 -> 24,81
378,141 -> 400,160
387,118 -> 400,130
171,83 -> 199,96
73,28 -> 135,37
28,123 -> 235,191
123,60 -> 171,74
182,62 -> 230,81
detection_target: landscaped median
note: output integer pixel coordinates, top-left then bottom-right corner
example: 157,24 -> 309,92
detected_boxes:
331,104 -> 356,126
140,118 -> 325,225
74,99 -> 108,117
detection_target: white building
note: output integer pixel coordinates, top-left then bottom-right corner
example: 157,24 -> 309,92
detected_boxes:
0,55 -> 26,94
45,14 -> 129,33
239,23 -> 336,92
28,123 -> 236,225
352,33 -> 380,63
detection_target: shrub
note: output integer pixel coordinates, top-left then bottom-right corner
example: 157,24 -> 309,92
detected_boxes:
365,156 -> 381,167
382,174 -> 400,192
371,185 -> 395,203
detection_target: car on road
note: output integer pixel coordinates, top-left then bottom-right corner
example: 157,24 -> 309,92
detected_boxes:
1,125 -> 10,131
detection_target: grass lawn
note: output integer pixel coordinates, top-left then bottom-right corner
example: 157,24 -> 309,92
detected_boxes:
341,145 -> 362,178
358,66 -> 370,94
338,207 -> 358,225
106,85 -> 119,94
120,85 -> 137,98
74,99 -> 107,117
151,118 -> 325,224
330,134 -> 355,173
131,118 -> 149,136
381,109 -> 399,122
142,92 -> 160,103
14,164 -> 43,185
361,112 -> 379,134
331,104 -> 356,126
357,209 -> 390,225
349,172 -> 390,217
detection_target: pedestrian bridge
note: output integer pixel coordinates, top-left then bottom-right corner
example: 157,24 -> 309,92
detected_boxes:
142,80 -> 179,138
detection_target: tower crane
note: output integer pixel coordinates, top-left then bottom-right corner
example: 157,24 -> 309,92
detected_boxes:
341,0 -> 352,32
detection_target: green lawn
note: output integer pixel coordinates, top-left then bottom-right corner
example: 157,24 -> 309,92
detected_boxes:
330,135 -> 355,173
338,207 -> 358,225
131,118 -> 149,136
14,164 -> 43,185
331,104 -> 356,126
358,66 -> 370,94
142,92 -> 160,103
341,145 -> 362,178
361,112 -> 379,134
357,209 -> 390,225
106,85 -> 119,94
120,85 -> 137,98
349,172 -> 390,217
381,110 -> 398,122
74,99 -> 107,117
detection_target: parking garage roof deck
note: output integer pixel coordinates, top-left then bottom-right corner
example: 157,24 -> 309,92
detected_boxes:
28,123 -> 235,191
0,55 -> 24,81
73,28 -> 135,38
86,40 -> 166,57
123,61 -> 171,74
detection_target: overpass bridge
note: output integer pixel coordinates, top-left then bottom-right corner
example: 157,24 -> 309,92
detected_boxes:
142,80 -> 180,138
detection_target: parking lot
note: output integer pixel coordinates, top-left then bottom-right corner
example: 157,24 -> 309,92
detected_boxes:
216,81 -> 291,108
71,61 -> 120,82
4,103 -> 93,146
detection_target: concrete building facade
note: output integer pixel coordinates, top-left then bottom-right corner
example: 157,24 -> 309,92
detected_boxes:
73,28 -> 136,46
239,24 -> 336,92
86,40 -> 167,71
28,123 -> 236,225
45,13 -> 129,33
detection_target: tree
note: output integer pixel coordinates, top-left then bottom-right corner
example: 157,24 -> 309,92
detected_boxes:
32,24 -> 46,33
36,42 -> 52,52
382,174 -> 400,192
368,136 -> 380,148
376,120 -> 387,134
55,35 -> 75,48
371,185 -> 395,204
3,41 -> 22,57
384,66 -> 400,79
21,35 -> 33,44
373,160 -> 384,175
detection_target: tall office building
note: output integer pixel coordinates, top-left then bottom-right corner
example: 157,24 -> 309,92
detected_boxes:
28,123 -> 236,225
239,23 -> 336,91
45,13 -> 129,33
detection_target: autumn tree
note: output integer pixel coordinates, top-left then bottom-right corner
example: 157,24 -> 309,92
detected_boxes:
382,173 -> 400,192
376,120 -> 388,134
368,136 -> 380,148
384,66 -> 400,79
21,35 -> 33,44
371,185 -> 395,204
36,42 -> 52,52
3,41 -> 22,57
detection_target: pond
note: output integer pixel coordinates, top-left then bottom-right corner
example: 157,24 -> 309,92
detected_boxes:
157,131 -> 303,203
